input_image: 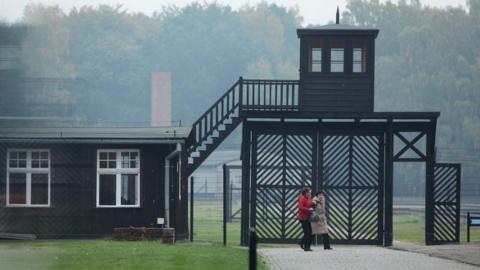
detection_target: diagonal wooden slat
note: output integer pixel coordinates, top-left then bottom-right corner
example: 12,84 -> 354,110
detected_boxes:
352,189 -> 379,240
352,136 -> 380,188
394,132 -> 426,160
325,189 -> 349,240
256,187 -> 283,238
323,136 -> 350,187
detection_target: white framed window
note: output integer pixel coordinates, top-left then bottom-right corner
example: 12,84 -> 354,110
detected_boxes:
6,149 -> 50,207
96,149 -> 140,207
330,40 -> 344,73
311,47 -> 322,72
353,40 -> 367,73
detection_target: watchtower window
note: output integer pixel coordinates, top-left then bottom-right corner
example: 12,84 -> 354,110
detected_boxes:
330,40 -> 344,73
311,48 -> 322,72
309,41 -> 323,72
353,40 -> 367,73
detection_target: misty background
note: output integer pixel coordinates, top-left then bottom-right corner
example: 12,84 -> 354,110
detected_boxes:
0,0 -> 479,204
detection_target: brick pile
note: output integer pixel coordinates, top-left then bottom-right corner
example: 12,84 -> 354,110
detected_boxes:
113,227 -> 174,244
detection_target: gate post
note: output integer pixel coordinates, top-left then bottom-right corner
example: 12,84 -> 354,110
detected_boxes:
249,228 -> 257,270
384,119 -> 394,246
425,119 -> 437,245
241,121 -> 251,246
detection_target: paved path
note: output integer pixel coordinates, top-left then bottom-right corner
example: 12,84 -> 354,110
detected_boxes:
259,245 -> 480,270
392,241 -> 480,267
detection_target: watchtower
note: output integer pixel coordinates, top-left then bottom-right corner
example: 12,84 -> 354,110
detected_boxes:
182,11 -> 461,247
297,14 -> 378,112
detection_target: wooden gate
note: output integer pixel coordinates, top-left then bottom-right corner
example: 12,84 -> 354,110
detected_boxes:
249,125 -> 383,244
320,134 -> 384,244
428,163 -> 461,244
251,131 -> 316,242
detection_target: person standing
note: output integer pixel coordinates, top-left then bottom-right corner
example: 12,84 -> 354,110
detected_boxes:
297,187 -> 314,251
311,190 -> 332,250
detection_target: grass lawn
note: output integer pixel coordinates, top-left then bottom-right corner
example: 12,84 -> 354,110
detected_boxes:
393,214 -> 425,243
0,240 -> 269,270
1,204 -> 478,270
191,201 -> 242,244
393,213 -> 480,244
192,202 -> 480,245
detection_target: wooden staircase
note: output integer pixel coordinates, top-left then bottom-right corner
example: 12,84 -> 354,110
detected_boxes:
185,78 -> 300,176
186,79 -> 242,175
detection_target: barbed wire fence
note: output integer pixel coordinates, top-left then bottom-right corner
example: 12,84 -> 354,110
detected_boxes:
189,165 -> 242,244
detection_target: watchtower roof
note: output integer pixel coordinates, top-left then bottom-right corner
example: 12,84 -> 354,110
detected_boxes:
297,24 -> 379,38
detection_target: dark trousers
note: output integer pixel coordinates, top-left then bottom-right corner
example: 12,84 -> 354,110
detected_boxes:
319,233 -> 331,249
300,220 -> 313,249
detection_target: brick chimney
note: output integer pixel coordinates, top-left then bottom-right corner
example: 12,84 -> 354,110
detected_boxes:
151,72 -> 172,127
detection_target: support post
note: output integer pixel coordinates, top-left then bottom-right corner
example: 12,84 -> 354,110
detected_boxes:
425,119 -> 437,245
223,163 -> 227,246
378,134 -> 385,245
455,165 -> 461,242
225,166 -> 231,222
384,120 -> 394,246
241,121 -> 251,246
348,135 -> 353,241
177,144 -> 189,240
249,228 -> 257,270
239,76 -> 244,115
229,183 -> 233,222
190,176 -> 194,242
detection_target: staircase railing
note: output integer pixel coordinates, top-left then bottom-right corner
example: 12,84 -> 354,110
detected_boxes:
188,79 -> 241,155
187,78 -> 300,162
241,79 -> 300,112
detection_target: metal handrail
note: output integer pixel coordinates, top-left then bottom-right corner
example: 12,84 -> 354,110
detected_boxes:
241,79 -> 300,111
188,80 -> 241,153
187,78 -> 300,155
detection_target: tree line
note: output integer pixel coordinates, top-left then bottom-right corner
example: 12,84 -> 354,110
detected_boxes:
4,0 -> 480,198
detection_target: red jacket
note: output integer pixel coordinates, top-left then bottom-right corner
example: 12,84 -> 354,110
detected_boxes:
297,195 -> 313,221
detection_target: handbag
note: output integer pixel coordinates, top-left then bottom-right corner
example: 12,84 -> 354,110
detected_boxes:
310,212 -> 320,222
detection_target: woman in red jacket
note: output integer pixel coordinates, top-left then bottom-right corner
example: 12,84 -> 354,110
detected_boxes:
298,187 -> 314,251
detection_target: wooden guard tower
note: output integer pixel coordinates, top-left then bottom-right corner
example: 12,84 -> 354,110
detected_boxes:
182,12 -> 461,246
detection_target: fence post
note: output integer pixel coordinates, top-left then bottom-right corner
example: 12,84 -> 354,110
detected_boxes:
228,183 -> 233,222
249,227 -> 257,270
190,176 -> 194,242
467,212 -> 470,243
223,164 -> 227,246
225,164 -> 232,223
248,228 -> 257,270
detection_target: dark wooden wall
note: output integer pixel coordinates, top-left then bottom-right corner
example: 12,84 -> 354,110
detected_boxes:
0,142 -> 180,238
300,75 -> 373,112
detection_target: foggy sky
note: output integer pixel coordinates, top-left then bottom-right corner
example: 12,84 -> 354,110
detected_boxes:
0,0 -> 468,26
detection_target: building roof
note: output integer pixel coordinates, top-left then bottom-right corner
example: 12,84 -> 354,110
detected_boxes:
0,126 -> 191,144
297,23 -> 379,38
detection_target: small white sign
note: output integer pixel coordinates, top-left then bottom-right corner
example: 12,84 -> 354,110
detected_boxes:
157,218 -> 165,225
